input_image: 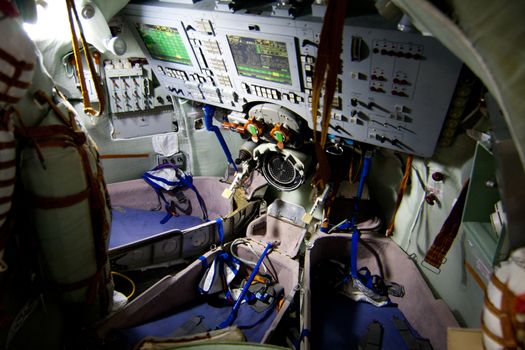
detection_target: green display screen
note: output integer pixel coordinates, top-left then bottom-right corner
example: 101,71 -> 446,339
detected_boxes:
227,35 -> 292,85
136,24 -> 192,66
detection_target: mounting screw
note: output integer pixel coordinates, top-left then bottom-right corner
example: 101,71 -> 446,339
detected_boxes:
431,172 -> 445,182
81,4 -> 95,19
425,193 -> 438,205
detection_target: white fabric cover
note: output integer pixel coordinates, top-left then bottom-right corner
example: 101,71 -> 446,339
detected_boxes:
482,247 -> 525,350
152,132 -> 179,157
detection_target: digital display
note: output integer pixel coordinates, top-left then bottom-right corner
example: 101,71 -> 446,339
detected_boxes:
135,24 -> 192,66
227,35 -> 292,85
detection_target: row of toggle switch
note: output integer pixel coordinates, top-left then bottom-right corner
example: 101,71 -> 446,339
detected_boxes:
372,48 -> 423,60
241,83 -> 304,104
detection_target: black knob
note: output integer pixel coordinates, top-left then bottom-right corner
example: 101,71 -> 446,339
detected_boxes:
236,149 -> 252,163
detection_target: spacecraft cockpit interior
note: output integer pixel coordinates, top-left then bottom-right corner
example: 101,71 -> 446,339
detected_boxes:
0,0 -> 524,349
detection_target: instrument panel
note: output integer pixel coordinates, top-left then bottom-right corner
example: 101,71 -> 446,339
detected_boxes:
121,1 -> 462,157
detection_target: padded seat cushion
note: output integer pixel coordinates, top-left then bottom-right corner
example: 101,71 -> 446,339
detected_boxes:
109,207 -> 204,250
112,299 -> 277,347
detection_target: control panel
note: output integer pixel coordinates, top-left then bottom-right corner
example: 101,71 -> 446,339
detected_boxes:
104,58 -> 154,114
121,1 -> 462,157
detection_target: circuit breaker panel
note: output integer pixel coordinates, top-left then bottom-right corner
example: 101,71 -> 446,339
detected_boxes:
121,1 -> 462,157
104,58 -> 154,114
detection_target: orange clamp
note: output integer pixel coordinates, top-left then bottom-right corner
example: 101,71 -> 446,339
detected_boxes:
244,118 -> 266,142
270,124 -> 291,149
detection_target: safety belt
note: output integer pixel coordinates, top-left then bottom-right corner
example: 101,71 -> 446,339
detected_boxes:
143,164 -> 208,223
217,242 -> 274,329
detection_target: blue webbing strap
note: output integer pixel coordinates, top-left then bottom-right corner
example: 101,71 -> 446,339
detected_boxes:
198,251 -> 239,295
294,329 -> 311,350
217,242 -> 274,329
142,175 -> 176,224
349,153 -> 372,280
351,226 -> 360,279
216,251 -> 239,276
168,167 -> 209,221
215,218 -> 224,246
319,223 -> 330,233
143,164 -> 209,222
329,219 -> 351,233
182,178 -> 209,221
203,105 -> 237,172
198,256 -> 208,270
144,171 -> 181,188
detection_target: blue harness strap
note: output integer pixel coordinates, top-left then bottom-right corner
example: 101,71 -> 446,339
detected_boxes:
294,328 -> 312,350
217,242 -> 274,329
215,218 -> 224,246
198,256 -> 208,270
143,164 -> 209,223
351,226 -> 360,279
349,152 -> 372,281
355,153 -> 372,209
198,251 -> 240,295
203,105 -> 238,172
142,175 -> 177,224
